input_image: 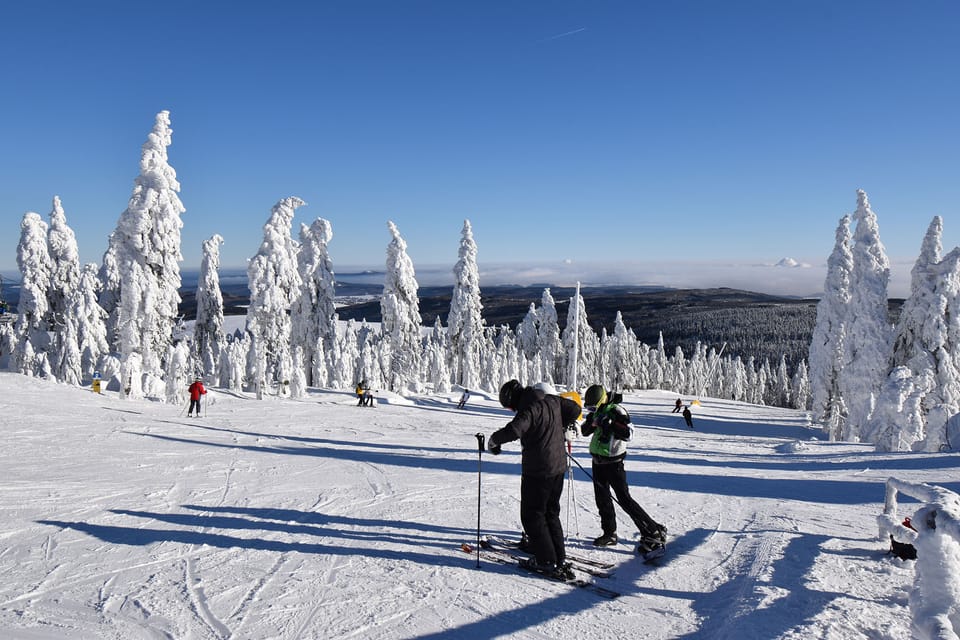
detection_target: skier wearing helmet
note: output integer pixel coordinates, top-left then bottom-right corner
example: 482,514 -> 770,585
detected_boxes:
581,384 -> 667,560
187,377 -> 207,417
487,379 -> 582,580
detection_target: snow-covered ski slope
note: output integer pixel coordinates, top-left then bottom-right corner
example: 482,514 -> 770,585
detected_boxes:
2,371 -> 958,639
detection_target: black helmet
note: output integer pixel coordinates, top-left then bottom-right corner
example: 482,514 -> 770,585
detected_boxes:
584,384 -> 607,407
499,379 -> 523,410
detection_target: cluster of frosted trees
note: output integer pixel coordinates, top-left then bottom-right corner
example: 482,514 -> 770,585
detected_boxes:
809,190 -> 959,452
4,110 -> 816,414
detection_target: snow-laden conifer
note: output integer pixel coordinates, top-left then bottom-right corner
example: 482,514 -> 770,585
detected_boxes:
517,303 -> 540,361
103,111 -> 186,398
381,221 -> 422,393
46,197 -> 84,384
890,218 -> 960,451
809,215 -> 853,434
74,264 -> 109,379
246,197 -> 304,395
446,220 -> 484,389
840,190 -> 893,442
13,212 -> 53,376
538,289 -> 562,384
194,234 -> 225,382
292,218 -> 337,386
918,248 -> 960,451
563,291 -> 599,388
869,366 -> 927,452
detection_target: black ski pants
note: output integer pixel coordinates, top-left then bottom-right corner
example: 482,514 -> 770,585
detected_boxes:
188,399 -> 201,415
520,472 -> 566,566
592,459 -> 660,539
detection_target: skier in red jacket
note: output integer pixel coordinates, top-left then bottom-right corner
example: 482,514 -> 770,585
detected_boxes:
188,377 -> 207,417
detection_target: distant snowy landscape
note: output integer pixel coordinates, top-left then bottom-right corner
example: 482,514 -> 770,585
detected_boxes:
3,372 -> 958,639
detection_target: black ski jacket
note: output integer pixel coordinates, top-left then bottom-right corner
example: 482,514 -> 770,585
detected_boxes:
490,387 -> 581,478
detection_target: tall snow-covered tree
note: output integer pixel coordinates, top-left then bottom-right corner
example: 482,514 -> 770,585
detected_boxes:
809,214 -> 853,437
563,291 -> 599,389
292,218 -> 338,387
918,247 -> 960,451
103,111 -> 186,398
73,263 -> 109,379
446,220 -> 484,389
246,197 -> 305,395
46,197 -> 84,384
840,190 -> 893,443
538,290 -> 562,384
889,217 -> 960,451
13,212 -> 53,376
194,234 -> 225,382
381,221 -> 422,393
869,366 -> 927,452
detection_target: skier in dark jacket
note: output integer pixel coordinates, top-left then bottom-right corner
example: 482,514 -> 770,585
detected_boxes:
187,377 -> 207,417
487,379 -> 582,578
581,384 -> 666,558
682,405 -> 694,428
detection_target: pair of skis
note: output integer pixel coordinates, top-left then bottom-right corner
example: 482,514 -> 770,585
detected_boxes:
461,537 -> 621,599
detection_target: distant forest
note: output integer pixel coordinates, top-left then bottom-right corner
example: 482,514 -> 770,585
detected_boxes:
4,276 -> 902,373
322,284 -> 905,371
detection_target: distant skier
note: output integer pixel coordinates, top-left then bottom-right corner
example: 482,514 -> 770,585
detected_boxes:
672,398 -> 683,413
188,377 -> 207,417
457,389 -> 471,409
356,380 -> 374,407
581,384 -> 667,559
682,405 -> 694,429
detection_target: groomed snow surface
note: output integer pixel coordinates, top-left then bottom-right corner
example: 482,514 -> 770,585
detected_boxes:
2,372 -> 958,639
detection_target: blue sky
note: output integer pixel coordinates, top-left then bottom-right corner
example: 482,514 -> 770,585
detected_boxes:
2,1 -> 958,296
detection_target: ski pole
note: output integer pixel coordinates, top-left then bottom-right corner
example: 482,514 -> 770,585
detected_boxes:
474,432 -> 485,568
565,441 -> 581,537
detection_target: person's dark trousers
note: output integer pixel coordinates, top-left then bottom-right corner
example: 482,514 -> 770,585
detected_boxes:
189,399 -> 201,415
520,472 -> 566,566
592,459 -> 660,537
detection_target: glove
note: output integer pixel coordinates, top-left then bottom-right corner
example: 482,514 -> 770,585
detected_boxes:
487,437 -> 501,455
565,424 -> 578,442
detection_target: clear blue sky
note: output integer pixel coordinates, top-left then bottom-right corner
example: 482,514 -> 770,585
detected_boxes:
2,1 -> 958,296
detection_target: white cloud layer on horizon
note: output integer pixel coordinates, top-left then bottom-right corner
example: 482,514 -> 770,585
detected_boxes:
338,258 -> 914,298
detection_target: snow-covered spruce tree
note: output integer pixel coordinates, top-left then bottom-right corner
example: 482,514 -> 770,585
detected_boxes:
606,311 -> 637,391
164,341 -> 191,404
918,248 -> 960,451
809,214 -> 853,433
246,197 -> 304,395
446,220 -> 484,390
337,319 -> 361,388
648,332 -> 668,390
289,346 -> 307,398
194,234 -> 225,383
381,221 -> 423,393
539,289 -> 562,384
73,264 -> 109,380
13,212 -> 53,376
773,355 -> 792,407
791,359 -> 811,411
840,190 -> 893,443
563,291 -> 600,389
891,218 -> 960,451
869,366 -> 927,452
517,303 -> 540,362
424,317 -> 450,393
46,196 -> 84,383
103,111 -> 186,399
292,218 -> 338,387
